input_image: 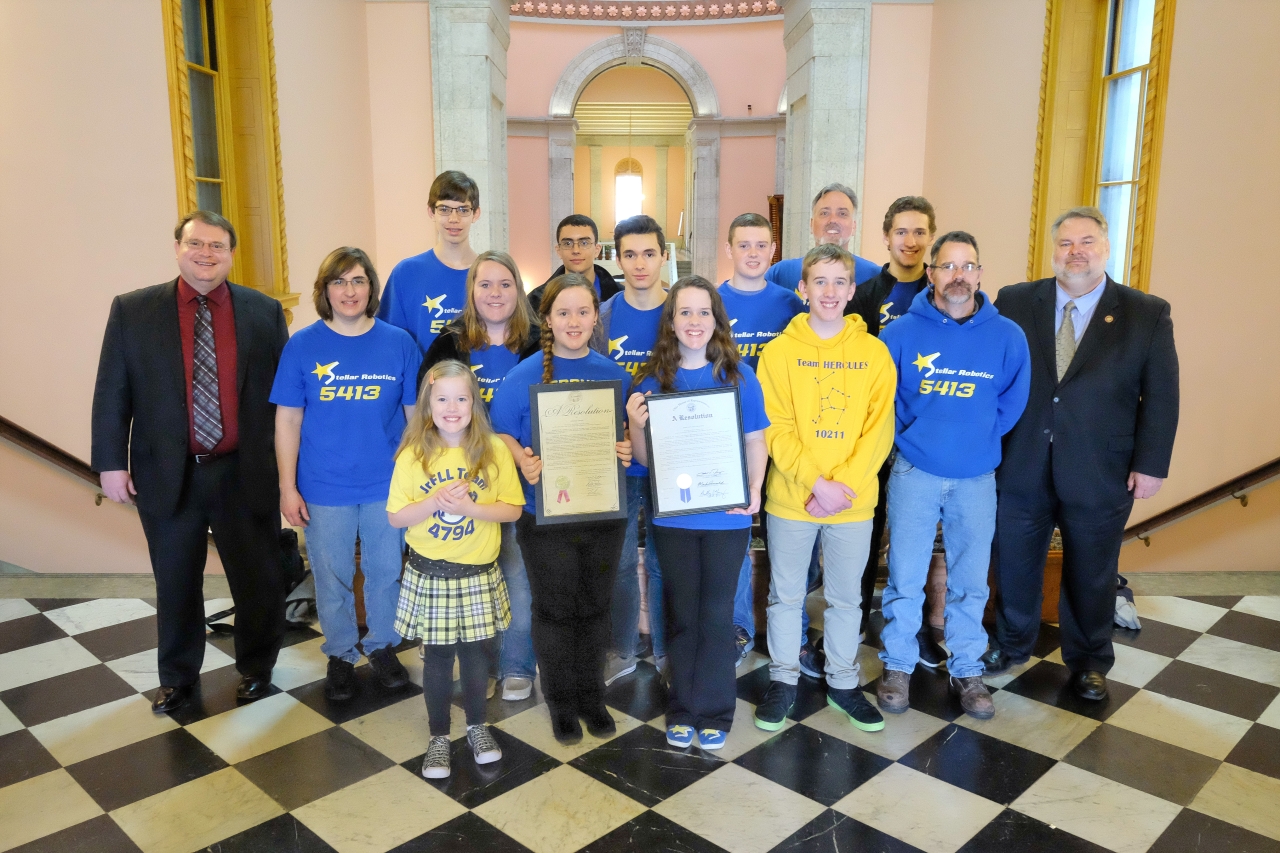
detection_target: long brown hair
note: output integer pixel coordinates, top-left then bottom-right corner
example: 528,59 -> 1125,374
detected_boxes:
639,275 -> 741,393
459,250 -> 534,353
398,359 -> 498,483
537,272 -> 599,384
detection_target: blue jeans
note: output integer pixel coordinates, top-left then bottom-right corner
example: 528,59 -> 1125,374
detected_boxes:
612,476 -> 665,659
879,456 -> 994,679
497,521 -> 536,679
306,501 -> 405,663
733,546 -> 811,640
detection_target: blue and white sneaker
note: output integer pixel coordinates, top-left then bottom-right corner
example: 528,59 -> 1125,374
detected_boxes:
666,724 -> 695,748
697,729 -> 727,750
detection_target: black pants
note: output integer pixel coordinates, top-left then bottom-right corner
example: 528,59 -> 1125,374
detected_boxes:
994,460 -> 1131,673
137,454 -> 285,687
652,525 -> 749,730
858,458 -> 892,632
423,639 -> 491,736
516,512 -> 626,714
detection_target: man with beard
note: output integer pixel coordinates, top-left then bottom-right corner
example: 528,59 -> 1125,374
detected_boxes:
875,231 -> 1029,719
985,207 -> 1179,702
765,183 -> 881,291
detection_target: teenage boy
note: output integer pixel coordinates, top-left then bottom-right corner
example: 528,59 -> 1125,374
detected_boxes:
528,214 -> 623,313
754,244 -> 896,733
378,171 -> 480,352
844,196 -> 944,666
765,183 -> 881,293
876,231 -> 1030,719
717,213 -> 806,666
591,215 -> 669,685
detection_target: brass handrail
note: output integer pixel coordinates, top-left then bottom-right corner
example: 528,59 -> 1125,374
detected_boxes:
0,415 -> 102,498
1124,457 -> 1280,546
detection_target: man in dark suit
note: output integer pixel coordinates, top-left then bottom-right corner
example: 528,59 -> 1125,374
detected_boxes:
92,210 -> 290,713
985,207 -> 1179,701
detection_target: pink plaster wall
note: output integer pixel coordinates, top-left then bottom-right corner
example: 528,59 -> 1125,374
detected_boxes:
508,22 -> 618,115
508,136 -> 554,286
659,21 -> 785,118
716,136 -> 778,282
579,65 -> 688,102
861,2 -> 932,261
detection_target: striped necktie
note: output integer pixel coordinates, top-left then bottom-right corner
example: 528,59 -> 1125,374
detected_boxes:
1055,300 -> 1077,382
192,296 -> 224,451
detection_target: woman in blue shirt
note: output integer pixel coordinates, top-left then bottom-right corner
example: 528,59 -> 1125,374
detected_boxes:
272,247 -> 422,702
627,276 -> 769,751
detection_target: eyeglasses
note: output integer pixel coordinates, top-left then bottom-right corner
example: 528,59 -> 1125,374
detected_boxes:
930,262 -> 982,275
558,238 -> 597,250
327,277 -> 370,289
433,204 -> 474,219
182,239 -> 230,253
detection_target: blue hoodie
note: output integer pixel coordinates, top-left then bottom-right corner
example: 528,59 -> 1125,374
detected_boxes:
879,288 -> 1031,479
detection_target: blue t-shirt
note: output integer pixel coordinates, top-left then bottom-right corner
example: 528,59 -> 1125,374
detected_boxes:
376,249 -> 468,352
635,363 -> 769,531
270,320 -> 422,506
489,350 -> 632,510
604,295 -> 663,478
880,278 -> 924,329
765,253 -> 881,295
470,343 -> 522,406
717,281 -> 805,369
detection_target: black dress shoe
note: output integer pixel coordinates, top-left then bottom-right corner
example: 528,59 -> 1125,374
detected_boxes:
1072,670 -> 1108,701
548,703 -> 583,744
980,647 -> 1029,676
236,674 -> 273,702
152,684 -> 193,713
581,703 -> 616,738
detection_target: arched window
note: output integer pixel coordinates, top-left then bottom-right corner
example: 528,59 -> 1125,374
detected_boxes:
615,158 -> 644,222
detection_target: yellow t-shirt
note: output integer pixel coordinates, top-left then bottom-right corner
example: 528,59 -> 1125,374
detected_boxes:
387,436 -> 524,565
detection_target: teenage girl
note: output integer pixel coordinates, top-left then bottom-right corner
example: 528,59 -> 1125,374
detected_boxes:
421,251 -> 541,702
627,276 -> 769,751
489,273 -> 634,743
388,360 -> 525,779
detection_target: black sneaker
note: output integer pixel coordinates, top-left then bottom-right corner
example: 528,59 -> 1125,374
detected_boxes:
798,638 -> 825,680
980,646 -> 1029,676
917,629 -> 948,670
735,626 -> 754,667
827,686 -> 885,732
368,647 -> 410,689
753,681 -> 796,731
324,657 -> 356,702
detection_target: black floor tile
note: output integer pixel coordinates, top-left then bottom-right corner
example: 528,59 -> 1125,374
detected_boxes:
1112,619 -> 1201,659
235,727 -> 395,810
898,725 -> 1056,805
867,666 -> 962,723
1180,596 -> 1243,609
1147,808 -> 1280,853
25,599 -> 93,612
145,664 -> 278,726
0,664 -> 137,727
1226,723 -> 1280,781
65,728 -> 228,811
1001,660 -> 1137,721
7,814 -> 143,853
391,812 -> 533,853
281,625 -> 325,649
570,723 -> 723,807
201,813 -> 338,853
1209,610 -> 1280,654
0,614 -> 66,655
72,616 -> 158,663
736,658 -> 773,703
734,662 -> 832,723
1143,659 -> 1279,721
415,725 -> 559,809
956,809 -> 1111,853
288,663 -> 421,725
605,659 -> 669,722
580,809 -> 731,853
1062,723 -> 1220,806
453,672 -> 542,725
733,724 -> 890,806
767,809 -> 923,853
0,729 -> 60,788
1031,623 -> 1061,659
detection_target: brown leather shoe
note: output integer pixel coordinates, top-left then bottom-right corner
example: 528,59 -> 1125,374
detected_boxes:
876,669 -> 910,714
236,674 -> 272,702
152,684 -> 193,714
950,676 -> 995,719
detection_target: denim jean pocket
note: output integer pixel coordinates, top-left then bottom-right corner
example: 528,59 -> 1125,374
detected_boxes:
891,453 -> 915,475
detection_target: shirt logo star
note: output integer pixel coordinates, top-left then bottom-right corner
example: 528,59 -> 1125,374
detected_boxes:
423,294 -> 447,316
880,302 -> 893,324
312,361 -> 339,385
913,351 -> 940,377
608,335 -> 629,360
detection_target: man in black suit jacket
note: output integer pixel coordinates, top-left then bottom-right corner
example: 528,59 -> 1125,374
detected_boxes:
92,211 -> 290,713
986,207 -> 1179,701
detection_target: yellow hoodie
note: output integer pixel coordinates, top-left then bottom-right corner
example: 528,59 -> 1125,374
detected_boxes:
758,312 -> 896,523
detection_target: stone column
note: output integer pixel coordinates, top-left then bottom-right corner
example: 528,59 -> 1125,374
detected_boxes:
547,118 -> 577,270
687,120 -> 720,281
654,144 -> 669,235
589,145 -> 603,226
782,0 -> 872,260
429,0 -> 510,253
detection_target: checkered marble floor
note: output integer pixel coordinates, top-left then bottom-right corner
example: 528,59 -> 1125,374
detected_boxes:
2,593 -> 1279,853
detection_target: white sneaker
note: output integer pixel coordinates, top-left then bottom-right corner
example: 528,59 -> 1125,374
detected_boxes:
501,676 -> 533,701
467,724 -> 503,765
604,652 -> 637,686
422,735 -> 451,779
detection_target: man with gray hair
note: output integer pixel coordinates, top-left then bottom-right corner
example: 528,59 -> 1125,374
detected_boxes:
984,207 -> 1179,702
765,183 -> 881,291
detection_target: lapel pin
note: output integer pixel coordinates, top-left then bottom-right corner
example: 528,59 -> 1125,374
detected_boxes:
1104,315 -> 1114,323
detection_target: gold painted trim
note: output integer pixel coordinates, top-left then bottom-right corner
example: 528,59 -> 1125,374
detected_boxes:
1127,0 -> 1175,293
1027,0 -> 1055,282
262,0 -> 295,319
161,0 -> 197,215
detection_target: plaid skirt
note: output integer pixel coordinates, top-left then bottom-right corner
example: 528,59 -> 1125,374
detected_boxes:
394,560 -> 511,645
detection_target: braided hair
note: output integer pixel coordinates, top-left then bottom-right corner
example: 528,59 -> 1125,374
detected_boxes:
537,272 -> 598,384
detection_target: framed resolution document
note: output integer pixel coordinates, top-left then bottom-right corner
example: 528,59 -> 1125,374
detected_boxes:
530,380 -> 628,525
644,386 -> 749,518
